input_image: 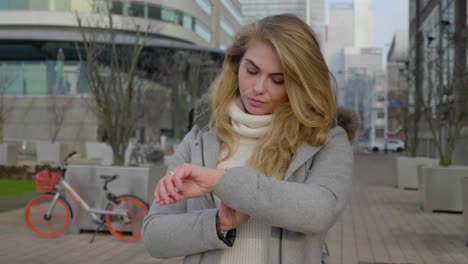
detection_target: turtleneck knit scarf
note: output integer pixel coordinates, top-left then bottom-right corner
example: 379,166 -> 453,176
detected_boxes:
215,98 -> 272,264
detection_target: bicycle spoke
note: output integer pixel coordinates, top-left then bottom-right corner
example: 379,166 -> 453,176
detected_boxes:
119,222 -> 129,232
130,212 -> 146,219
52,215 -> 67,221
32,217 -> 44,226
33,204 -> 46,214
48,221 -> 55,233
130,222 -> 140,236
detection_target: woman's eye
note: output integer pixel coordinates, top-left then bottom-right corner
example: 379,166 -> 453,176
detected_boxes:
246,68 -> 258,74
272,79 -> 284,85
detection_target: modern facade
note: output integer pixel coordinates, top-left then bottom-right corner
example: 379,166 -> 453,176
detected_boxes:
326,2 -> 354,104
0,0 -> 244,154
239,0 -> 326,47
325,0 -> 387,146
353,0 -> 373,48
386,31 -> 409,138
343,47 -> 384,135
325,0 -> 375,106
408,0 -> 468,163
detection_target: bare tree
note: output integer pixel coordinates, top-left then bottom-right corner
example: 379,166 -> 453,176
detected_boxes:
141,87 -> 168,143
47,95 -> 74,143
420,2 -> 468,165
75,0 -> 151,165
141,49 -> 220,140
0,69 -> 14,143
47,48 -> 74,142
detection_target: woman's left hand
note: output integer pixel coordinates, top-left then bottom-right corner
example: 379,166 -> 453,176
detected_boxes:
155,163 -> 226,205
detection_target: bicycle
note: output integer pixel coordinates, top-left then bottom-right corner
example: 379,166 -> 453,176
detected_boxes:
24,152 -> 149,242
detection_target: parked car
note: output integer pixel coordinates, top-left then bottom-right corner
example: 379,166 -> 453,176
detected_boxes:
369,138 -> 405,152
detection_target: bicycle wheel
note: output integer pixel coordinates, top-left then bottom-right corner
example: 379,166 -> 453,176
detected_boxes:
25,194 -> 72,237
105,195 -> 149,242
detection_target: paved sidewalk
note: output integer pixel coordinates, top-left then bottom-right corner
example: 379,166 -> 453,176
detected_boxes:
0,154 -> 466,263
0,210 -> 182,264
327,154 -> 467,264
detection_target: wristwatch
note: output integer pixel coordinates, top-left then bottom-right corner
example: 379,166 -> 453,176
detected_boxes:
215,211 -> 236,247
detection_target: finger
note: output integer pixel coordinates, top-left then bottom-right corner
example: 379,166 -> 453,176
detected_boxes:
164,175 -> 182,200
173,171 -> 185,194
154,181 -> 160,204
159,178 -> 169,204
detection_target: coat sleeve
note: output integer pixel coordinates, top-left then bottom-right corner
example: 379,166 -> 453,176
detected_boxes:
213,127 -> 353,234
142,127 -> 230,259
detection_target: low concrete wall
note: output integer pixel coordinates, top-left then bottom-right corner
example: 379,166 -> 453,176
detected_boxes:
420,165 -> 468,213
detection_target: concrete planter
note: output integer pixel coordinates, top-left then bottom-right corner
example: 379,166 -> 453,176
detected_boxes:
396,156 -> 439,190
462,177 -> 468,246
64,164 -> 167,233
0,143 -> 18,165
36,142 -> 69,163
420,165 -> 468,213
85,142 -> 113,166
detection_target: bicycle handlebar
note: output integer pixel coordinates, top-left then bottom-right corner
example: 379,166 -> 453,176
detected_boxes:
60,151 -> 77,171
64,151 -> 77,161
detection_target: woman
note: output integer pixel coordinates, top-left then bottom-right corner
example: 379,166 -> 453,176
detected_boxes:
143,14 -> 358,264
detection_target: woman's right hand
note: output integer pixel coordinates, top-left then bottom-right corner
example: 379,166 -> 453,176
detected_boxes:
219,201 -> 250,232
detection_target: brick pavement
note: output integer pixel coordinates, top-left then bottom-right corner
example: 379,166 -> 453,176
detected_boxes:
0,154 -> 466,264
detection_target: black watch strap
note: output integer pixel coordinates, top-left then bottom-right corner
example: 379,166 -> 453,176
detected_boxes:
215,211 -> 236,247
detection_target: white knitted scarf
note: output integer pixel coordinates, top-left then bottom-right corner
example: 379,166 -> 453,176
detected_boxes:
216,98 -> 272,264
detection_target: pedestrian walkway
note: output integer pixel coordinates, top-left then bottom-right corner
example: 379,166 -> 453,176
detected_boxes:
0,154 -> 465,263
327,154 -> 467,264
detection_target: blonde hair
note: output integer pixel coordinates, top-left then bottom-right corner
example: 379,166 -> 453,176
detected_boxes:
210,14 -> 336,180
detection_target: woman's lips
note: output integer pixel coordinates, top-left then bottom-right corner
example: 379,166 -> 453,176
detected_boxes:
248,97 -> 265,107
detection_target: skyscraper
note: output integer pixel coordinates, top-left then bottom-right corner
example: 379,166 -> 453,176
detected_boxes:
353,0 -> 373,48
239,0 -> 326,47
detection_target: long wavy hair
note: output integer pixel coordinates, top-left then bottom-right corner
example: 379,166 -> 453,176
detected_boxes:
210,14 -> 336,180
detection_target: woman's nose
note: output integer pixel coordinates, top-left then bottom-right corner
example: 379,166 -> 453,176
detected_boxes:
253,76 -> 266,94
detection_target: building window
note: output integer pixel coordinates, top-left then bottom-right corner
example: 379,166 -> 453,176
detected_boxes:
375,128 -> 384,138
54,0 -> 72,11
148,4 -> 161,20
221,0 -> 243,24
195,20 -> 211,43
111,1 -> 123,15
377,112 -> 384,119
220,17 -> 235,37
30,0 -> 49,11
183,14 -> 194,30
130,1 -> 145,17
0,0 -> 28,10
161,7 -> 182,25
195,0 -> 211,15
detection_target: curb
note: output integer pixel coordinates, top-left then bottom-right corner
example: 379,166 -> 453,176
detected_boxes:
0,193 -> 40,213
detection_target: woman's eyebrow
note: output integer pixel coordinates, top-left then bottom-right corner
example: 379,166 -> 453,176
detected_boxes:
245,58 -> 259,69
245,58 -> 283,76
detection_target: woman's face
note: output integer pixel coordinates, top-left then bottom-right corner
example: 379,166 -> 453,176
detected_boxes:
238,40 -> 288,115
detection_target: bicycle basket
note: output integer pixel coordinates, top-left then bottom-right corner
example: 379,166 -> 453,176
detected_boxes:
35,169 -> 61,193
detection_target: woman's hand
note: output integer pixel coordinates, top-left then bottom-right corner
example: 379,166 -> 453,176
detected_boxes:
219,201 -> 250,232
155,163 -> 225,205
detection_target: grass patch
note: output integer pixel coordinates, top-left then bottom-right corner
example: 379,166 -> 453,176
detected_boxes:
0,179 -> 36,198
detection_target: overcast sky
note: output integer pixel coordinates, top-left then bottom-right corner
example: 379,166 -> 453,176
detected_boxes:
326,0 -> 409,49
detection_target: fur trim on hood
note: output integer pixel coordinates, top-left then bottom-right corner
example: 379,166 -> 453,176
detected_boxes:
193,96 -> 360,143
336,107 -> 360,142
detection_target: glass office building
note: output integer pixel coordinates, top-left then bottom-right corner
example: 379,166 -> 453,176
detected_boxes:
0,0 -> 243,96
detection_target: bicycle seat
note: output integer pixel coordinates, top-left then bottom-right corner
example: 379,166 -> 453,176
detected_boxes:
100,174 -> 119,183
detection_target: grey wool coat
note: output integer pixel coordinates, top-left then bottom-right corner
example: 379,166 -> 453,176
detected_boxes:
143,109 -> 356,264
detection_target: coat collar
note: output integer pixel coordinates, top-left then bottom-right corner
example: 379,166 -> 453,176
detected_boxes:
200,127 -> 219,169
284,143 -> 322,181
